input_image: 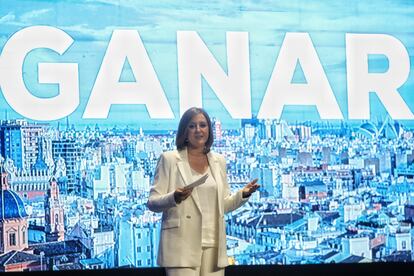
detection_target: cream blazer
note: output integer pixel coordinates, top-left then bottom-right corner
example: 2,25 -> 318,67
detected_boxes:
147,149 -> 248,268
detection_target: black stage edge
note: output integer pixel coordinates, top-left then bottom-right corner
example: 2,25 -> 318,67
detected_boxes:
9,262 -> 414,276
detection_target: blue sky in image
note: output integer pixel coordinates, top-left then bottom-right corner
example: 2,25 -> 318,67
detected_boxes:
1,0 -> 414,129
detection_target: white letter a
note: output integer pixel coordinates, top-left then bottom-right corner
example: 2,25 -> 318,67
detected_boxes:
83,30 -> 173,119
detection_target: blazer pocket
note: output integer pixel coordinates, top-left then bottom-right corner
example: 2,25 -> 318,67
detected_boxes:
161,218 -> 180,229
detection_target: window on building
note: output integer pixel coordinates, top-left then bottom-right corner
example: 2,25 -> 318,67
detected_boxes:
137,260 -> 142,266
137,246 -> 141,253
402,241 -> 407,250
22,230 -> 26,243
9,233 -> 16,246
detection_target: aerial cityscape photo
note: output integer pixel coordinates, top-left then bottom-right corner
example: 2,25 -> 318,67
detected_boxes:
1,0 -> 414,272
0,116 -> 413,271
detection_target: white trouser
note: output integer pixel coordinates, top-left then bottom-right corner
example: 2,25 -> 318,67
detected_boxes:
165,247 -> 225,276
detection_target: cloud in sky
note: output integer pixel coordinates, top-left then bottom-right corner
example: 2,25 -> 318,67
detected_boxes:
20,8 -> 52,23
0,12 -> 15,24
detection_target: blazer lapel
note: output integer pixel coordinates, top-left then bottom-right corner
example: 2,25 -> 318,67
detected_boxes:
177,150 -> 191,187
176,149 -> 202,213
207,152 -> 224,216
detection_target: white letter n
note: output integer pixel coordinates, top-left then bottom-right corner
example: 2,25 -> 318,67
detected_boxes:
177,31 -> 251,118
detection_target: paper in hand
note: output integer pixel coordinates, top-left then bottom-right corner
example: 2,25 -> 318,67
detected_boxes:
184,173 -> 209,190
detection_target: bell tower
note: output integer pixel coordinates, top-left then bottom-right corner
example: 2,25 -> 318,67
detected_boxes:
45,177 -> 65,242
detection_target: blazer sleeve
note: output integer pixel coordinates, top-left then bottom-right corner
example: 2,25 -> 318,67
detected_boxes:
220,155 -> 249,213
146,153 -> 177,213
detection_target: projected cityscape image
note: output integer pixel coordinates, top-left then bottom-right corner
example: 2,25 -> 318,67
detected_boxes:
0,117 -> 413,270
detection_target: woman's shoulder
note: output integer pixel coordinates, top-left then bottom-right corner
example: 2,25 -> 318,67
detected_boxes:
160,149 -> 178,157
208,150 -> 226,162
159,150 -> 181,162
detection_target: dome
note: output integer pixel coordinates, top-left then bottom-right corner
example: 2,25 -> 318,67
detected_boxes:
0,189 -> 28,220
359,122 -> 378,135
383,123 -> 397,140
394,121 -> 402,136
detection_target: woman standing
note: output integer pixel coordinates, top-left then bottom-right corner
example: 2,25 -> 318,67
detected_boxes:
147,107 -> 260,276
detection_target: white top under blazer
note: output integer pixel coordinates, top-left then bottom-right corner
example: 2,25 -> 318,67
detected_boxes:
191,166 -> 219,247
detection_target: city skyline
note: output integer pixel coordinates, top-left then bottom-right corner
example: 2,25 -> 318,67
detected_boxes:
2,114 -> 414,132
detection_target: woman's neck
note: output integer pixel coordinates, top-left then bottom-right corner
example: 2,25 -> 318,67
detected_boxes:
187,146 -> 205,156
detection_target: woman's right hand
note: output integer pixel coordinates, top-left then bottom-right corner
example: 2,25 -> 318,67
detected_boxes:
174,187 -> 193,204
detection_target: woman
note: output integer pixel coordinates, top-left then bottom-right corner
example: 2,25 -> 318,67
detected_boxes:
147,107 -> 260,276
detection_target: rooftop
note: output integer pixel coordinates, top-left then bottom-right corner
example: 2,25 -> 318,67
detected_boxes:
0,251 -> 40,266
27,240 -> 89,257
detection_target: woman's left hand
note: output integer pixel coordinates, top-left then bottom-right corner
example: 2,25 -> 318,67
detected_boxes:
242,178 -> 260,198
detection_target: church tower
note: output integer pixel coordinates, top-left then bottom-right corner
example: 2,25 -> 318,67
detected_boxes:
44,177 -> 65,242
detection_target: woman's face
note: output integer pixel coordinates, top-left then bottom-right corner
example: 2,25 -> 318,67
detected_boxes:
187,113 -> 209,150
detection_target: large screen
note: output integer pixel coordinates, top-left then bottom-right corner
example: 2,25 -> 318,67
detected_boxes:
0,0 -> 414,271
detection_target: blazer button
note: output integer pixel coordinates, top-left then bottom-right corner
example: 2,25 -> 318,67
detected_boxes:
186,215 -> 191,219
